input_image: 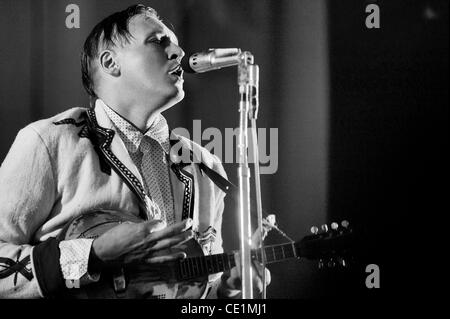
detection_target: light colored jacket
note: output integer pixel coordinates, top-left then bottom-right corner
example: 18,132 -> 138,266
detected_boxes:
0,104 -> 227,298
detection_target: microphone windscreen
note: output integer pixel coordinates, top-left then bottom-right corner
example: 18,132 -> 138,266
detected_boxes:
181,57 -> 196,73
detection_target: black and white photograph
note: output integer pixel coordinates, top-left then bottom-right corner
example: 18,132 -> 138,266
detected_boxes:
0,0 -> 447,309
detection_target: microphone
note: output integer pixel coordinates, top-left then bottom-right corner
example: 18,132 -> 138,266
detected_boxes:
181,48 -> 242,73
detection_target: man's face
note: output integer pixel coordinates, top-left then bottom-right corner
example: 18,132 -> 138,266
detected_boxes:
115,13 -> 185,110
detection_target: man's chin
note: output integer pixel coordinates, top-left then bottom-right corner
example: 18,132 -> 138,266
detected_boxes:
171,87 -> 185,104
161,89 -> 185,112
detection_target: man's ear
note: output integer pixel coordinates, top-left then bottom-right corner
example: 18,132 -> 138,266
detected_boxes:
98,50 -> 120,76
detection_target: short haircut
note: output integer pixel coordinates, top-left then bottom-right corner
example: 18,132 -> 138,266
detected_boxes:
80,4 -> 160,101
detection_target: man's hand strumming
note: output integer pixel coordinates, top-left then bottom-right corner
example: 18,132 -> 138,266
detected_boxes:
89,218 -> 193,271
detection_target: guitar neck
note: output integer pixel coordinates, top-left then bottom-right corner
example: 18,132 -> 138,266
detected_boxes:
176,242 -> 298,281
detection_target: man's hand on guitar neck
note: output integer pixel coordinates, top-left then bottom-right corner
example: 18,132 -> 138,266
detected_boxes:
88,218 -> 194,272
217,221 -> 272,298
217,252 -> 271,298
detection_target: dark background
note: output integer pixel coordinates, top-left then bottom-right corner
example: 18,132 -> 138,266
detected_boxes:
0,0 -> 448,298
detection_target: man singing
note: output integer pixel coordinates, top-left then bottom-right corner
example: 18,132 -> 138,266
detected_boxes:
0,4 -> 269,298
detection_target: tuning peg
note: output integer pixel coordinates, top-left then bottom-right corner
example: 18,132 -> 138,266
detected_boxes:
318,259 -> 324,269
331,222 -> 339,230
320,224 -> 328,232
341,220 -> 350,228
310,226 -> 319,234
327,258 -> 336,268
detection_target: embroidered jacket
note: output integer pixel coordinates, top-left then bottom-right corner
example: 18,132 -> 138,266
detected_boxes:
0,104 -> 227,298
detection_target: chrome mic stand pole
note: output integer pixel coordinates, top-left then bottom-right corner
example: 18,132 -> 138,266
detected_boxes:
237,51 -> 265,299
247,63 -> 267,299
189,48 -> 267,299
237,52 -> 253,299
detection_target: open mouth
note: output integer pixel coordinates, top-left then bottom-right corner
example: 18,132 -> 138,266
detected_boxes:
169,64 -> 183,78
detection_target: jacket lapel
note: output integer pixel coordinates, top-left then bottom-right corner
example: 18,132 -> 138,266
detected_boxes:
168,163 -> 187,223
93,103 -> 144,186
84,104 -> 150,219
168,135 -> 196,223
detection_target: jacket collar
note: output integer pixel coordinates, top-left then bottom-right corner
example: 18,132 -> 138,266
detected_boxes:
93,100 -> 144,186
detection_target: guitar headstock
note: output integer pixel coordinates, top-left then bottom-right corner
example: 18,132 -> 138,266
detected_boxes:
297,220 -> 354,269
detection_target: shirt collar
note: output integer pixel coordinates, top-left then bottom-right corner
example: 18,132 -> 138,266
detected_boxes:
97,99 -> 171,154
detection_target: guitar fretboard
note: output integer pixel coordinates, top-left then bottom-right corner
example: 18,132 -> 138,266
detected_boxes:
177,242 -> 298,280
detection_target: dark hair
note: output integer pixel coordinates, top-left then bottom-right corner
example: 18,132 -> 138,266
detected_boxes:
80,4 -> 160,101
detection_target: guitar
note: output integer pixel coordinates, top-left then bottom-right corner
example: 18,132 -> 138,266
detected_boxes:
57,210 -> 354,299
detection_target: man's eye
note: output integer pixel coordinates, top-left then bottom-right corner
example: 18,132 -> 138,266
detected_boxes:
148,36 -> 169,45
148,38 -> 161,44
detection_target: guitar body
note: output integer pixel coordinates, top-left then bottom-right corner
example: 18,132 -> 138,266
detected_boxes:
57,210 -> 209,299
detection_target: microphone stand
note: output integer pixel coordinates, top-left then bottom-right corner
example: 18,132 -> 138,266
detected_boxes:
237,51 -> 265,299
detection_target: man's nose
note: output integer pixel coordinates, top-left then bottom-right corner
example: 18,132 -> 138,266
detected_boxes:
167,42 -> 185,62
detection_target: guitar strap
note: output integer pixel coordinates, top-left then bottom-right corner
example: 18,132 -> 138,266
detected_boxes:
198,161 -> 267,221
168,133 -> 238,200
198,162 -> 238,199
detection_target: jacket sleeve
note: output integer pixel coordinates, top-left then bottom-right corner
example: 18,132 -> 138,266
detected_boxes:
0,126 -> 63,298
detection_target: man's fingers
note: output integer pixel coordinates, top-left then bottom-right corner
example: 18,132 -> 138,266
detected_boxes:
264,268 -> 271,285
252,259 -> 264,278
252,265 -> 271,287
141,219 -> 167,233
146,230 -> 193,252
146,218 -> 193,241
228,252 -> 271,292
145,251 -> 187,264
233,251 -> 241,278
150,220 -> 167,232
